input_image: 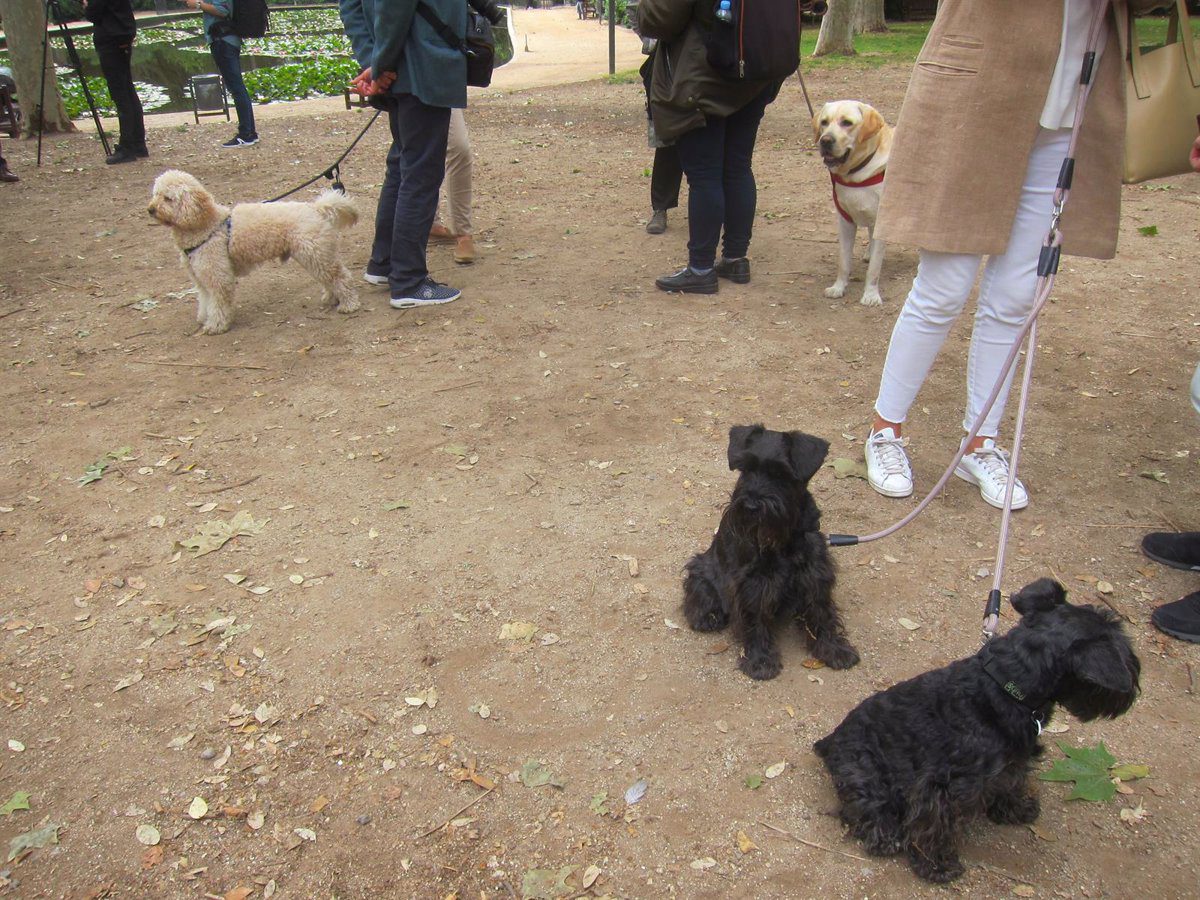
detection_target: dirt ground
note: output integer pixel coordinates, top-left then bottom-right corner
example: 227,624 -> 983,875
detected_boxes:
0,9 -> 1198,899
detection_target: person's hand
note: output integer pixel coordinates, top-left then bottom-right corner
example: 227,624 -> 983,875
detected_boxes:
1191,133 -> 1200,174
350,67 -> 374,96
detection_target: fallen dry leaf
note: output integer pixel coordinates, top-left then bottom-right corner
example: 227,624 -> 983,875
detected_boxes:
736,830 -> 758,854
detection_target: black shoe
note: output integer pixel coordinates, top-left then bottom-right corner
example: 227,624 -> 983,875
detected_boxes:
222,134 -> 259,148
0,164 -> 17,183
1141,532 -> 1200,572
714,256 -> 751,284
131,146 -> 149,158
646,210 -> 667,234
1151,590 -> 1200,642
105,146 -> 139,165
655,266 -> 718,295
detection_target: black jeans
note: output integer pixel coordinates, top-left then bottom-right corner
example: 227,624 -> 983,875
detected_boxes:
210,38 -> 256,139
368,94 -> 452,294
673,85 -> 774,270
650,143 -> 682,212
95,37 -> 145,152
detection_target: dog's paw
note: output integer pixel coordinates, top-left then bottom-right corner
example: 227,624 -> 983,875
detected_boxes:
337,296 -> 361,314
859,289 -> 883,308
200,320 -> 231,336
986,792 -> 1040,825
824,282 -> 847,299
687,609 -> 729,632
739,652 -> 783,681
908,852 -> 964,884
814,637 -> 860,670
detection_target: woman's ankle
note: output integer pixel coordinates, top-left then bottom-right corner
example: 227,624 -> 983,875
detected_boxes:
872,416 -> 902,437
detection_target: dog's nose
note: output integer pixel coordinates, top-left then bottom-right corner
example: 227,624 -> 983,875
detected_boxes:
819,135 -> 834,151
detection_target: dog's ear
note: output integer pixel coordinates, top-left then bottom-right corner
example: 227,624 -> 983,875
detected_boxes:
1065,632 -> 1141,720
786,432 -> 829,483
727,424 -> 765,471
857,103 -> 883,142
1010,578 -> 1066,616
812,105 -> 826,142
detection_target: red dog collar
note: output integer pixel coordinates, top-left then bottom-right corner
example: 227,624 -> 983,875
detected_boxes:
830,170 -> 886,224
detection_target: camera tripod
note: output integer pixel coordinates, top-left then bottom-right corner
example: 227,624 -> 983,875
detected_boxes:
37,0 -> 111,165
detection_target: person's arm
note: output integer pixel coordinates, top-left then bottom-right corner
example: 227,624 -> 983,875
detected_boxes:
84,0 -> 107,23
636,0 -> 694,41
371,0 -> 419,82
338,0 -> 375,68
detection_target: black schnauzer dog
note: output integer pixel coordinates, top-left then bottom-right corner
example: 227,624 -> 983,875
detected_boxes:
814,578 -> 1140,883
683,424 -> 859,680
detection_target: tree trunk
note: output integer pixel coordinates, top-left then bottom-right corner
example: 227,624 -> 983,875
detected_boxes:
813,0 -> 856,56
852,0 -> 887,34
0,0 -> 77,136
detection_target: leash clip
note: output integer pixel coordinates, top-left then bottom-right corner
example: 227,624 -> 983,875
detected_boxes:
1033,715 -> 1044,737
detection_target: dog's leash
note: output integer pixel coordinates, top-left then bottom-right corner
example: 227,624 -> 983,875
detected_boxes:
827,0 -> 1111,644
264,108 -> 383,203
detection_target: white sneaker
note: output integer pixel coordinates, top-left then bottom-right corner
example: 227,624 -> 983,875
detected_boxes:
954,439 -> 1029,510
865,427 -> 913,498
363,271 -> 389,286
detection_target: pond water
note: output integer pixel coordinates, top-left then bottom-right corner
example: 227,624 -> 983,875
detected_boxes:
5,7 -> 513,118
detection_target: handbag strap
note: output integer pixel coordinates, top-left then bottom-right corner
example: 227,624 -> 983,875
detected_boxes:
1121,0 -> 1199,98
416,2 -> 471,57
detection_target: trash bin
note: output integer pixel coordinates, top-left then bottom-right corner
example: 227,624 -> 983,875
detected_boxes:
189,74 -> 230,124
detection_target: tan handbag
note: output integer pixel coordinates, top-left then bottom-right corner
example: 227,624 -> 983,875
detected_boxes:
1117,0 -> 1200,183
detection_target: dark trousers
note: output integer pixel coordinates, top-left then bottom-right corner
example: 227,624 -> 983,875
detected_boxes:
673,85 -> 773,270
368,94 -> 451,293
650,143 -> 682,212
210,39 -> 256,139
95,37 -> 145,152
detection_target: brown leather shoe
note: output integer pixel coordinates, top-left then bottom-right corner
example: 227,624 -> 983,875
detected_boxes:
454,233 -> 475,264
429,223 -> 455,242
0,163 -> 18,183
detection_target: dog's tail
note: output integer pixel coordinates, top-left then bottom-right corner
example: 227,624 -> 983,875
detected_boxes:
313,190 -> 358,230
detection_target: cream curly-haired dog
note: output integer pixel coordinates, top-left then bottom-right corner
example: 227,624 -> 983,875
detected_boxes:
149,169 -> 359,334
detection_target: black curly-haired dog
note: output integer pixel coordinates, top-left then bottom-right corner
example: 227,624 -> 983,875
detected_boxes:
683,424 -> 859,680
814,578 -> 1140,883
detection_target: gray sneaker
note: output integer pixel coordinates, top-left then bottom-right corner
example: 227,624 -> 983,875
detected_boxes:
390,279 -> 461,309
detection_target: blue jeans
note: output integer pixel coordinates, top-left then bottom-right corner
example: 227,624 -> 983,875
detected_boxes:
368,94 -> 451,293
674,85 -> 774,270
210,39 -> 256,139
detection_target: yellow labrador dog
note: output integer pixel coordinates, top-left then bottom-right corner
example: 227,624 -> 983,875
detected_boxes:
814,101 -> 893,307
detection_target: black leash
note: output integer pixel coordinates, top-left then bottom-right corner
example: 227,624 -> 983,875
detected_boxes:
264,108 -> 383,202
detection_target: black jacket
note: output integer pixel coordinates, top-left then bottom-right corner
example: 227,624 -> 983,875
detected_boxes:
86,0 -> 137,43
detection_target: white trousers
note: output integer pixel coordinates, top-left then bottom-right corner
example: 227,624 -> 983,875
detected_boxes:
433,108 -> 473,235
874,127 -> 1072,437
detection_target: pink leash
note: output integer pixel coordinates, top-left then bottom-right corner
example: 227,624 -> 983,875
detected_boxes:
827,0 -> 1112,643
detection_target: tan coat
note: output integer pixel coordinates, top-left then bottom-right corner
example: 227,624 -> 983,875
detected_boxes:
876,0 -> 1157,260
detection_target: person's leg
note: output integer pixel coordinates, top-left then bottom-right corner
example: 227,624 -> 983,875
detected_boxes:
673,115 -> 728,272
873,251 -> 982,429
96,38 -> 145,153
717,85 -> 771,262
443,108 -> 475,262
367,102 -> 402,279
650,143 -> 682,212
962,127 -> 1072,444
211,39 -> 256,140
389,94 -> 452,295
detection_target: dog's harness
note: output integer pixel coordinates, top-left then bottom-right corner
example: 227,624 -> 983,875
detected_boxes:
182,216 -> 232,259
828,1 -> 1112,646
981,656 -> 1047,736
829,167 -> 886,224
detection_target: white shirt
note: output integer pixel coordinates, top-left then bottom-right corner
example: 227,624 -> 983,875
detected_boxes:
1040,0 -> 1110,129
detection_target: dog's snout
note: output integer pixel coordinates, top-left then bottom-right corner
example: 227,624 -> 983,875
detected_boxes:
819,135 -> 834,150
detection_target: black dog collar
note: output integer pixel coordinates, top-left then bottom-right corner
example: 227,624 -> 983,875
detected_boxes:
183,216 -> 232,257
982,656 -> 1047,735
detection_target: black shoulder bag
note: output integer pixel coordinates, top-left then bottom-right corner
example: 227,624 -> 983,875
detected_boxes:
416,3 -> 496,88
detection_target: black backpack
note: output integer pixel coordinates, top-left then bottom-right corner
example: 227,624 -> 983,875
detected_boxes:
704,0 -> 807,81
417,3 -> 496,89
210,0 -> 270,40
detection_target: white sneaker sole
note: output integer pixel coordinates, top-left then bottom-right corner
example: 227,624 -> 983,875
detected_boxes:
954,466 -> 1029,510
363,273 -> 389,286
389,292 -> 461,310
868,479 -> 914,499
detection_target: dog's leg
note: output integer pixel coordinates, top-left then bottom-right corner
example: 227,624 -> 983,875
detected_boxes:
859,233 -> 885,308
331,263 -> 360,314
733,578 -> 782,680
198,276 -> 235,335
904,778 -> 965,883
984,762 -> 1040,825
823,215 -> 857,300
295,241 -> 360,314
683,557 -> 730,633
798,562 -> 860,669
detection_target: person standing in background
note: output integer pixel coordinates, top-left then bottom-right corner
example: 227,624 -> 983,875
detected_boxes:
187,0 -> 259,147
86,0 -> 147,164
428,108 -> 477,264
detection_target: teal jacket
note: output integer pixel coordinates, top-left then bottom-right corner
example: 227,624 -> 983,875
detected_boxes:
204,0 -> 241,49
338,0 -> 467,109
